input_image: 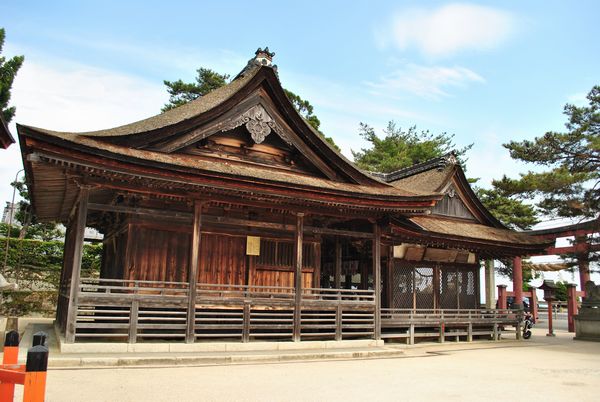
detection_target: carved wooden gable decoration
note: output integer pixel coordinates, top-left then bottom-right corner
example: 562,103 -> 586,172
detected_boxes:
431,183 -> 477,221
168,94 -> 329,177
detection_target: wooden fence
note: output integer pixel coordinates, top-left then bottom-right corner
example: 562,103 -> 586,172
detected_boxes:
74,278 -> 375,343
381,308 -> 523,344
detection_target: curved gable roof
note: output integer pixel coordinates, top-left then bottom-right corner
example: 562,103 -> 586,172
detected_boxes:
20,60 -> 384,186
379,154 -> 507,228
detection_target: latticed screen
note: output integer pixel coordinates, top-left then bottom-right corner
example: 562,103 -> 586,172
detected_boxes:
392,261 -> 479,309
392,261 -> 414,308
257,240 -> 316,268
415,267 -> 434,309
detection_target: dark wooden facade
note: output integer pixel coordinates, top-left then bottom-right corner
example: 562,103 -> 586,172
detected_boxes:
18,49 -> 550,344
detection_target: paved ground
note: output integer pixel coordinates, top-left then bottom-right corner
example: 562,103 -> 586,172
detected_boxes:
13,326 -> 600,402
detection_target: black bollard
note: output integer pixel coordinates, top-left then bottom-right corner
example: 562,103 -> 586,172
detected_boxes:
26,344 -> 49,373
4,329 -> 19,347
32,331 -> 48,347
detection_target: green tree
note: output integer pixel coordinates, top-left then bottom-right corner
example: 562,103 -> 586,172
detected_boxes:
352,121 -> 538,231
494,85 -> 599,219
162,67 -> 340,150
0,28 -> 24,123
352,121 -> 473,173
162,68 -> 230,112
476,187 -> 539,230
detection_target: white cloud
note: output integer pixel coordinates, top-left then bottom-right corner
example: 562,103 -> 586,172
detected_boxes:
0,59 -> 168,203
567,92 -> 588,106
366,63 -> 485,100
379,3 -> 516,57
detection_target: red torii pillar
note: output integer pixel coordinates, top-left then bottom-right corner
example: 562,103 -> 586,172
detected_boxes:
512,256 -> 524,309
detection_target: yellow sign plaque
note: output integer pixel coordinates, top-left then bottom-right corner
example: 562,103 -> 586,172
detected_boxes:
246,236 -> 261,256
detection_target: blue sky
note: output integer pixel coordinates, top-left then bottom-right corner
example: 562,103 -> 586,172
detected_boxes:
1,0 -> 599,214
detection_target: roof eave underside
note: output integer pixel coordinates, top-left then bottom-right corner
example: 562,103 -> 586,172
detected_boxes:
389,217 -> 552,257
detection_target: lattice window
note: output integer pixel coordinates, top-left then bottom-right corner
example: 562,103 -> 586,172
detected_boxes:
392,261 -> 414,308
257,239 -> 316,268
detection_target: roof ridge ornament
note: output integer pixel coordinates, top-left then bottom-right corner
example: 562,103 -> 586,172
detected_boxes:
234,47 -> 278,80
223,104 -> 290,145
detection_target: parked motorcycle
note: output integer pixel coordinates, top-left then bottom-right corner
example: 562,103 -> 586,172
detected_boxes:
523,312 -> 533,339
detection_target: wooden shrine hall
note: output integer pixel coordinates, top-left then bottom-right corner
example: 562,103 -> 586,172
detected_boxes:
17,48 -> 550,345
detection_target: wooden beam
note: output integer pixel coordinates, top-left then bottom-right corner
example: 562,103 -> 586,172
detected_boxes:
186,201 -> 203,343
373,223 -> 382,340
65,186 -> 89,343
334,238 -> 342,289
88,203 -> 192,220
90,202 -> 376,238
293,213 -> 304,342
307,226 -> 374,239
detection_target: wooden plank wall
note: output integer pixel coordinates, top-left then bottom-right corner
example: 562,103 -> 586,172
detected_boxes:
126,224 -> 190,283
199,233 -> 246,285
110,222 -> 320,288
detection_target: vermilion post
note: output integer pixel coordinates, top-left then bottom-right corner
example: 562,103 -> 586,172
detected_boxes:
513,257 -> 523,310
0,330 -> 19,402
497,285 -> 507,309
2,330 -> 19,364
547,300 -> 555,337
567,284 -> 578,333
23,345 -> 49,402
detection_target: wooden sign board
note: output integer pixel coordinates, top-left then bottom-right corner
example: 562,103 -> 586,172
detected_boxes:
404,246 -> 425,261
424,248 -> 458,263
246,236 -> 261,256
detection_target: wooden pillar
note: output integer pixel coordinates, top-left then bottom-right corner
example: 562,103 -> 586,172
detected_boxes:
386,247 -> 393,309
484,259 -> 496,309
334,237 -> 342,289
65,187 -> 90,343
529,286 -> 539,323
293,213 -> 304,342
512,256 -> 523,310
186,202 -> 202,343
373,223 -> 381,340
433,266 -> 440,310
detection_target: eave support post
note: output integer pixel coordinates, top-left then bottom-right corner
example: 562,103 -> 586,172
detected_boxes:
65,186 -> 90,344
186,201 -> 202,343
373,223 -> 382,341
485,259 -> 496,310
293,213 -> 304,342
334,237 -> 342,289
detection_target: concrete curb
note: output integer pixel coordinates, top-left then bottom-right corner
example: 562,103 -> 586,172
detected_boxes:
47,348 -> 406,368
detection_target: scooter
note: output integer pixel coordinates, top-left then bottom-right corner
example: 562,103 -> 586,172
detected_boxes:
523,312 -> 533,339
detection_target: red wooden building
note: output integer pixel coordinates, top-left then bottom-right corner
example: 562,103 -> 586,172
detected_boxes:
17,49 -> 550,344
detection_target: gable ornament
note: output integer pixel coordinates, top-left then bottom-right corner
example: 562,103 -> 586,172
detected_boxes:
224,104 -> 291,145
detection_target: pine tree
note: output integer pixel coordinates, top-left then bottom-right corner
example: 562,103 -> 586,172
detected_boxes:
494,85 -> 599,219
0,28 -> 24,123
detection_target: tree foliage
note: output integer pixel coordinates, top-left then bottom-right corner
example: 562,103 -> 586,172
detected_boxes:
352,121 -> 472,173
0,28 -> 24,123
162,68 -> 230,112
0,237 -> 101,316
162,67 -> 340,150
494,85 -> 600,219
476,187 -> 539,230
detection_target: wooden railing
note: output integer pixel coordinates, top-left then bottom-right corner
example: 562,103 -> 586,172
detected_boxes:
79,278 -> 190,297
381,308 -> 523,343
73,278 -> 376,343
